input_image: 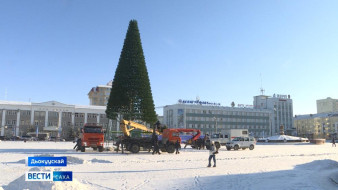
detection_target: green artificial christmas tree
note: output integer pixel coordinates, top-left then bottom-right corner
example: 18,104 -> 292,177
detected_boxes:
106,20 -> 157,124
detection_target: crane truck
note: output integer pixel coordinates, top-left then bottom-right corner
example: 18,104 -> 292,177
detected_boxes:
118,120 -> 202,153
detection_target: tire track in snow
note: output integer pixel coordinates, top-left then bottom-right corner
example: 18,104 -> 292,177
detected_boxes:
130,179 -> 150,190
81,179 -> 113,190
194,175 -> 203,190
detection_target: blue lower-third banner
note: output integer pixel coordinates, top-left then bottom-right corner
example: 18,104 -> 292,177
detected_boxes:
27,156 -> 67,167
25,171 -> 73,181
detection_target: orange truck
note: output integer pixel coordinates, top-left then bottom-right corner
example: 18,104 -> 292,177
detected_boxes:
156,128 -> 202,153
80,123 -> 104,152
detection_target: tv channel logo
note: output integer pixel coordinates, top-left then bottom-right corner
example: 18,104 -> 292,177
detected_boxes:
25,172 -> 53,181
53,171 -> 73,181
25,171 -> 73,181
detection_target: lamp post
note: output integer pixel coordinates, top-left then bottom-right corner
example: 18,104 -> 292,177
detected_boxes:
1,125 -> 5,136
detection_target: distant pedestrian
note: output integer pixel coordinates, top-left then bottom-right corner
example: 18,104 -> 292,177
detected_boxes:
152,141 -> 161,155
175,140 -> 181,154
332,137 -> 336,147
202,134 -> 208,149
73,137 -> 82,151
116,138 -> 121,153
207,141 -> 217,167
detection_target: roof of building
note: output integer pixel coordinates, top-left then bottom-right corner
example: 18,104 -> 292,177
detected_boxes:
0,100 -> 106,110
165,103 -> 272,113
294,112 -> 338,120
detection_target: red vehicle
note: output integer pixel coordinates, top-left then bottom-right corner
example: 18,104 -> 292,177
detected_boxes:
162,128 -> 201,144
80,123 -> 104,152
160,128 -> 201,153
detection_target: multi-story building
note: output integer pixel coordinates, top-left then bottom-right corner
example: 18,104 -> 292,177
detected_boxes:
253,94 -> 294,136
0,100 -> 114,139
88,81 -> 112,106
317,97 -> 338,113
294,112 -> 338,139
163,99 -> 272,138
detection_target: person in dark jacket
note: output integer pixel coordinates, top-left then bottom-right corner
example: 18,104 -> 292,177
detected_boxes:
332,137 -> 336,147
202,134 -> 209,149
207,141 -> 217,167
73,137 -> 82,151
152,141 -> 161,155
175,140 -> 181,154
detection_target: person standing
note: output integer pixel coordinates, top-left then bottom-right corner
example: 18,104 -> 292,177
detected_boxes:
207,141 -> 217,167
116,137 -> 121,153
73,137 -> 82,151
202,134 -> 208,149
175,140 -> 181,154
152,141 -> 161,155
332,137 -> 336,147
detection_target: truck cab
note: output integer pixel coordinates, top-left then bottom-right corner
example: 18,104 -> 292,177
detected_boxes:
80,124 -> 104,152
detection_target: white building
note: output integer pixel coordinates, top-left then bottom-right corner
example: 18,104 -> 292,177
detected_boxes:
0,100 -> 112,139
317,97 -> 338,114
294,112 -> 338,139
253,94 -> 294,136
88,81 -> 112,106
163,99 -> 272,138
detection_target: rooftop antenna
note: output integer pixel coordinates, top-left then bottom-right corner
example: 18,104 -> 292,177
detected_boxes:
260,73 -> 265,95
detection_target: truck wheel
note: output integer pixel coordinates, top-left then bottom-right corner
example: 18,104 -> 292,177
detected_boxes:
249,145 -> 254,150
166,144 -> 175,153
93,147 -> 97,151
234,145 -> 239,151
226,146 -> 231,151
130,144 -> 140,153
81,146 -> 85,152
98,146 -> 104,152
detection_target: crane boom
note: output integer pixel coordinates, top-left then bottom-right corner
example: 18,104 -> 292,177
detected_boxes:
120,120 -> 161,137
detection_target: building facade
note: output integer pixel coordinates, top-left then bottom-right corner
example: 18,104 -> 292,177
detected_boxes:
317,97 -> 338,113
163,100 -> 272,138
88,81 -> 112,106
0,100 -> 113,139
253,94 -> 294,136
294,112 -> 338,139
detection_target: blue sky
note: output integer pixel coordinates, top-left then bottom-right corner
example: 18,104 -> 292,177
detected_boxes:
1,0 -> 337,116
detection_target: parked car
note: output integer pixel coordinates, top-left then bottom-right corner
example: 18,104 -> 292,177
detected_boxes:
21,135 -> 35,141
226,136 -> 256,151
10,136 -> 22,141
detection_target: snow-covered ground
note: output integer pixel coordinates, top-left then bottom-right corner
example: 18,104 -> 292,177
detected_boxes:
0,141 -> 337,190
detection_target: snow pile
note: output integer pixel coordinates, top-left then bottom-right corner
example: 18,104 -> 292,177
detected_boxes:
67,156 -> 85,165
259,135 -> 309,142
90,158 -> 112,164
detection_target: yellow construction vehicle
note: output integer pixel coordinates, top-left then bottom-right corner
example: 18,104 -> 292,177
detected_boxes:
120,120 -> 161,137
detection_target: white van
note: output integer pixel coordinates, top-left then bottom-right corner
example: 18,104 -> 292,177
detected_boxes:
210,129 -> 249,146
